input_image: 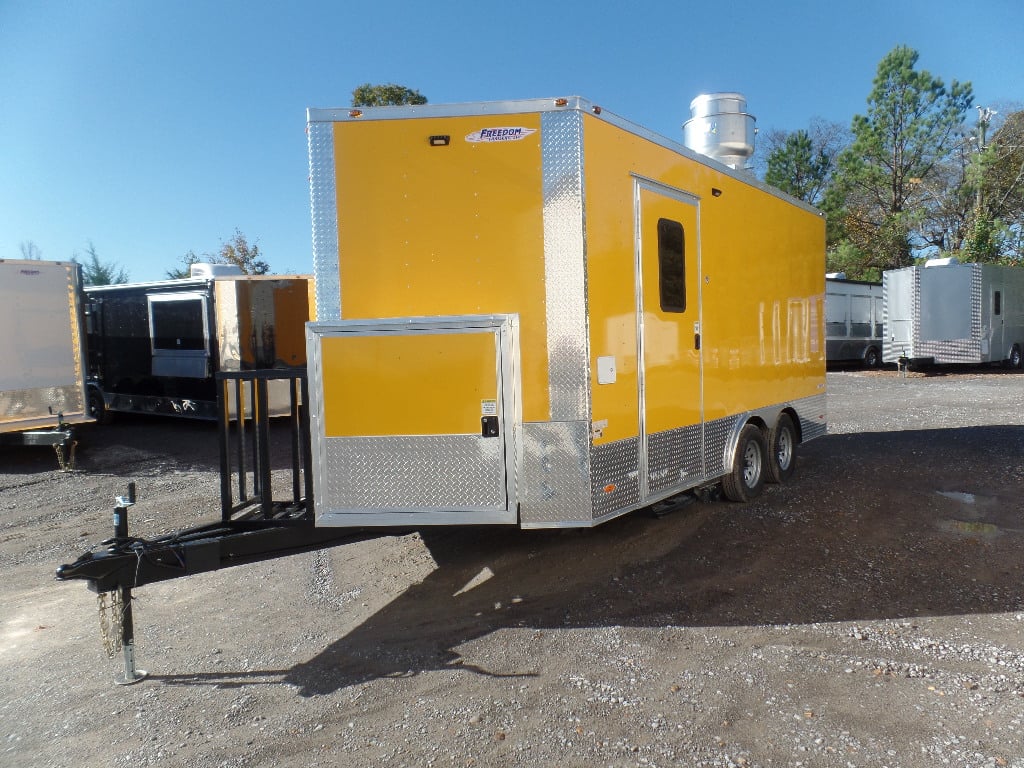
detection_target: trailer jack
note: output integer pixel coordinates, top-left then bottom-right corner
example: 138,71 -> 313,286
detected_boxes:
103,483 -> 146,684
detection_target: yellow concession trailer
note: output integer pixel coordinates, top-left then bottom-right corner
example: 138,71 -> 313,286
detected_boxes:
305,97 -> 826,529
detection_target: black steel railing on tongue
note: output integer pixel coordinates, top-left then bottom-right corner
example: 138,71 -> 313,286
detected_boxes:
55,368 -> 403,684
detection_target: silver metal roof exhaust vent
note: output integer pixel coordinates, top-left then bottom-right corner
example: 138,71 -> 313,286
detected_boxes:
682,92 -> 756,170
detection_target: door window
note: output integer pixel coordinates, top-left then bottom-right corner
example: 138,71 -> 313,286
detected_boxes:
658,218 -> 685,313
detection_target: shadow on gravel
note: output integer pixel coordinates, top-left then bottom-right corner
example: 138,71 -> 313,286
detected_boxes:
849,364 -> 1024,378
0,414 -> 304,478
0,444 -> 71,475
279,424 -> 1024,697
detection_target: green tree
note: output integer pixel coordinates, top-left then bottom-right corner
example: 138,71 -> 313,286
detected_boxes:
913,130 -> 978,255
217,229 -> 269,274
833,45 -> 973,271
167,230 -> 269,279
75,242 -> 129,285
166,250 -> 202,279
763,121 -> 847,206
825,240 -> 882,283
967,108 -> 1024,263
351,83 -> 427,107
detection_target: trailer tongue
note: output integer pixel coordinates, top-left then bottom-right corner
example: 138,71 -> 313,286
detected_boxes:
55,370 -> 412,682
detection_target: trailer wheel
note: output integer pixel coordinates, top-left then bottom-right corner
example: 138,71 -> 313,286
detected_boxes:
722,424 -> 767,502
88,387 -> 113,425
1010,344 -> 1022,370
863,346 -> 881,368
766,413 -> 797,484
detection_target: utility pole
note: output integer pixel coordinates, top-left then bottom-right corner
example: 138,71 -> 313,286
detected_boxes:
975,106 -> 997,214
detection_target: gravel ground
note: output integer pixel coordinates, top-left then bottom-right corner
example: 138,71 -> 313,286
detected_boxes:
2,369 -> 1024,767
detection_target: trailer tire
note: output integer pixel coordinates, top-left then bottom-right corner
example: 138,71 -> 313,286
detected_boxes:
766,413 -> 797,484
863,346 -> 881,368
87,387 -> 113,425
722,424 -> 767,502
1009,344 -> 1022,370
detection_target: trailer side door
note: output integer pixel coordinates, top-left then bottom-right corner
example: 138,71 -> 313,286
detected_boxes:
309,315 -> 519,527
635,181 -> 703,499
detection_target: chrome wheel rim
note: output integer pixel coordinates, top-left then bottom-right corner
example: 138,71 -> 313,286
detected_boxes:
776,428 -> 793,471
742,441 -> 761,487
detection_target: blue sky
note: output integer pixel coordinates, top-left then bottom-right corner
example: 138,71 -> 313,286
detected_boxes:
2,0 -> 1022,282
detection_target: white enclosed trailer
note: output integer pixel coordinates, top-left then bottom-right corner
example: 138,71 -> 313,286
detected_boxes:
825,277 -> 883,367
883,261 -> 1024,367
0,259 -> 90,452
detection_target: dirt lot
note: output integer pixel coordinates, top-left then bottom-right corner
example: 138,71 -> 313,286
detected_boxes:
2,370 -> 1024,767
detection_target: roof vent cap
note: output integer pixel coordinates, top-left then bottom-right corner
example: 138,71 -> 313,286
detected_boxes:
683,92 -> 756,170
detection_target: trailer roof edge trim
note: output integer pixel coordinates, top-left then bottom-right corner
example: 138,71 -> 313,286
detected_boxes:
84,274 -> 313,293
306,96 -> 823,217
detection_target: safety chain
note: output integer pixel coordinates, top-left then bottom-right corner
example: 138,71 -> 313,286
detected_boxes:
97,591 -> 123,657
54,440 -> 78,472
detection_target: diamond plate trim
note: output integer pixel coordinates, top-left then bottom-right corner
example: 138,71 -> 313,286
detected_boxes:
647,424 -> 703,496
519,421 -> 593,525
308,120 -> 340,321
703,415 -> 736,480
794,393 -> 828,442
0,386 -> 86,427
591,437 -> 641,519
320,435 -> 505,512
541,110 -> 590,422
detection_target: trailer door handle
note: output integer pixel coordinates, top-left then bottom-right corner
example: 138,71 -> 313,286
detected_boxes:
481,416 -> 499,437
694,333 -> 701,350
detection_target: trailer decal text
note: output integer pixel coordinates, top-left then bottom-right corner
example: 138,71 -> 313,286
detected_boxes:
465,127 -> 537,143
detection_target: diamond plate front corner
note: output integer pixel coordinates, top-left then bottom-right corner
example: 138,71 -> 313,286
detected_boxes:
519,421 -> 593,525
541,110 -> 590,423
308,120 -> 341,321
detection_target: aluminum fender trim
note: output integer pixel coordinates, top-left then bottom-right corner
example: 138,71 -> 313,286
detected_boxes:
721,396 -> 827,475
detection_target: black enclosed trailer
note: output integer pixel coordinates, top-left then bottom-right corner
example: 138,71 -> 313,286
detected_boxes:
85,271 -> 311,421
